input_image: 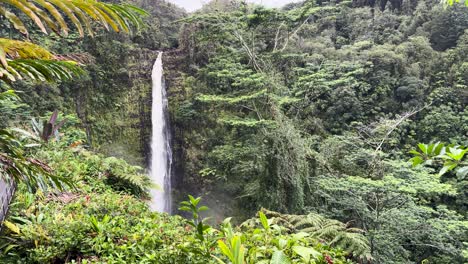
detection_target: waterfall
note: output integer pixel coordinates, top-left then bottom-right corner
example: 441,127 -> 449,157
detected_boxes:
149,52 -> 172,213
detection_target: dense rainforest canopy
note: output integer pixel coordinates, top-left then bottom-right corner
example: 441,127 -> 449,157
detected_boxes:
0,0 -> 467,263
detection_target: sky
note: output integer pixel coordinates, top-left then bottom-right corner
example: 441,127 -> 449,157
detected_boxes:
167,0 -> 300,12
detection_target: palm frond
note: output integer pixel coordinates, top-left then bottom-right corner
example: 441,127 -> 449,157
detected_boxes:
0,38 -> 53,60
2,0 -> 48,34
0,39 -> 84,81
0,5 -> 28,36
0,129 -> 71,191
0,1 -> 147,82
0,0 -> 148,37
7,59 -> 84,82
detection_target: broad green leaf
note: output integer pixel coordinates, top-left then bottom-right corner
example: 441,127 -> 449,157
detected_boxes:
4,220 -> 20,234
418,143 -> 428,154
198,205 -> 209,212
259,211 -> 269,230
231,236 -> 245,264
218,240 -> 234,262
439,161 -> 458,176
270,250 -> 291,264
178,206 -> 191,212
456,166 -> 468,180
434,142 -> 444,155
410,156 -> 424,167
292,246 -> 321,262
278,238 -> 287,249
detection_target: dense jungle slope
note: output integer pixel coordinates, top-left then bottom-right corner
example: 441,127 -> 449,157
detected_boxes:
167,0 -> 468,262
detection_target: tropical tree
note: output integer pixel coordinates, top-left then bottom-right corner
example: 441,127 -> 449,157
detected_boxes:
0,0 -> 147,82
0,0 -> 147,189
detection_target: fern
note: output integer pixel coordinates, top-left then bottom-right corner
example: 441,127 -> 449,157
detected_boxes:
101,157 -> 153,197
249,209 -> 372,261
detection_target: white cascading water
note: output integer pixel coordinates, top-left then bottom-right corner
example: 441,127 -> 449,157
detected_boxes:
149,52 -> 172,213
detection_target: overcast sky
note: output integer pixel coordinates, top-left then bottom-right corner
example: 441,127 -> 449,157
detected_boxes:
167,0 -> 300,12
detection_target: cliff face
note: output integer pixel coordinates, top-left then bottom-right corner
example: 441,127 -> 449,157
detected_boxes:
68,1 -> 186,166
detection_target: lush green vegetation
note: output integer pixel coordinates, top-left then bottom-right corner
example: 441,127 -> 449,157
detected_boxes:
0,124 -> 357,263
0,0 -> 467,263
170,0 -> 468,263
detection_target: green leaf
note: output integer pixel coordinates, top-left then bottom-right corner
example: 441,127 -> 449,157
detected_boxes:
218,240 -> 234,262
410,156 -> 424,167
418,143 -> 428,154
278,238 -> 287,249
434,142 -> 444,155
198,205 -> 209,212
259,211 -> 269,230
292,246 -> 321,262
178,206 -> 191,212
447,147 -> 467,161
455,166 -> 468,180
439,161 -> 458,176
3,220 -> 20,234
232,236 -> 245,264
270,250 -> 291,264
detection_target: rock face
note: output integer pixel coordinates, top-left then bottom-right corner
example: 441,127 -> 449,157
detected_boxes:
0,179 -> 15,229
69,0 -> 186,167
162,48 -> 192,204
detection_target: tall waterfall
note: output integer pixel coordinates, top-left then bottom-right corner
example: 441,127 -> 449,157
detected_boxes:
149,52 -> 172,213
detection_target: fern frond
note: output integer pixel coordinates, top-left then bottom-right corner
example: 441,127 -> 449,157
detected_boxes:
255,209 -> 371,260
101,157 -> 154,197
